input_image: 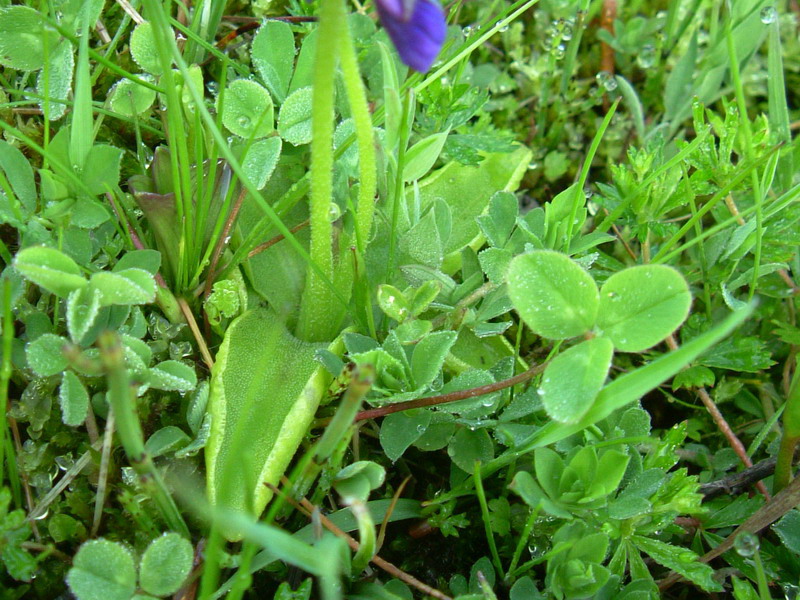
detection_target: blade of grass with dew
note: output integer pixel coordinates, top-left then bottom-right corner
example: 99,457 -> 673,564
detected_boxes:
69,9 -> 94,173
143,3 -> 194,291
766,11 -> 793,192
564,98 -> 619,250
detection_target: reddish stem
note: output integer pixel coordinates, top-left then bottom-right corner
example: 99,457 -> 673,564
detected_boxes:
347,363 -> 546,423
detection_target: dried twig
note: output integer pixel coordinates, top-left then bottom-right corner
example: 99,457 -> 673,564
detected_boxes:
698,455 -> 784,499
91,410 -> 115,537
659,473 -> 800,592
666,335 -> 770,500
177,298 -> 214,370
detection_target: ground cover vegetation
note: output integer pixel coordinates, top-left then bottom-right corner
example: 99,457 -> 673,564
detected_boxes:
0,0 -> 799,598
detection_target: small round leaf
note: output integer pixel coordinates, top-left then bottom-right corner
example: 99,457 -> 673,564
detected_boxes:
139,533 -> 193,597
26,334 -> 69,377
109,76 -> 157,116
277,86 -> 313,145
539,337 -> 614,424
60,370 -> 89,426
507,250 -> 599,339
219,79 -> 274,139
148,360 -> 197,392
130,22 -> 168,75
66,539 -> 136,600
14,246 -> 87,298
0,6 -> 60,70
447,427 -> 494,473
597,265 -> 691,352
242,136 -> 282,190
90,268 -> 156,306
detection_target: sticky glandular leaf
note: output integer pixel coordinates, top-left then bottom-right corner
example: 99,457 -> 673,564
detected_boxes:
130,21 -> 168,75
27,333 -> 69,377
37,41 -> 73,120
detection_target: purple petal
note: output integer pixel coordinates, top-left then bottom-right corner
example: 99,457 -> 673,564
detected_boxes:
376,0 -> 446,73
375,0 -> 404,19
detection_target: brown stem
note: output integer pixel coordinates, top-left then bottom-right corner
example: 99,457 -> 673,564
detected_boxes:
319,362 -> 547,426
268,482 -> 453,600
105,193 -> 170,290
177,298 -> 214,370
247,219 -> 310,259
697,453 -> 794,499
696,386 -> 769,500
203,186 -> 248,304
377,476 -> 411,552
84,401 -> 99,444
666,335 -> 770,500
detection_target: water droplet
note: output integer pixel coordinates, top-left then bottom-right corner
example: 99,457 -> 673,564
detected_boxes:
784,583 -> 800,600
206,81 -> 219,95
562,23 -> 574,41
734,531 -> 759,557
637,44 -> 657,69
595,71 -> 617,91
760,6 -> 778,24
328,203 -> 342,222
496,20 -> 509,33
554,44 -> 566,59
237,115 -> 251,129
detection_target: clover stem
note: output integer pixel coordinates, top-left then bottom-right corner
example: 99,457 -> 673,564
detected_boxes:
297,0 -> 346,341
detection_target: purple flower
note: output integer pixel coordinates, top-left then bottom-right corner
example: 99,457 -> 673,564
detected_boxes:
375,0 -> 446,73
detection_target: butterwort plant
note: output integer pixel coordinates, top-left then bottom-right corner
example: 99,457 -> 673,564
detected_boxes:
298,0 -> 446,341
